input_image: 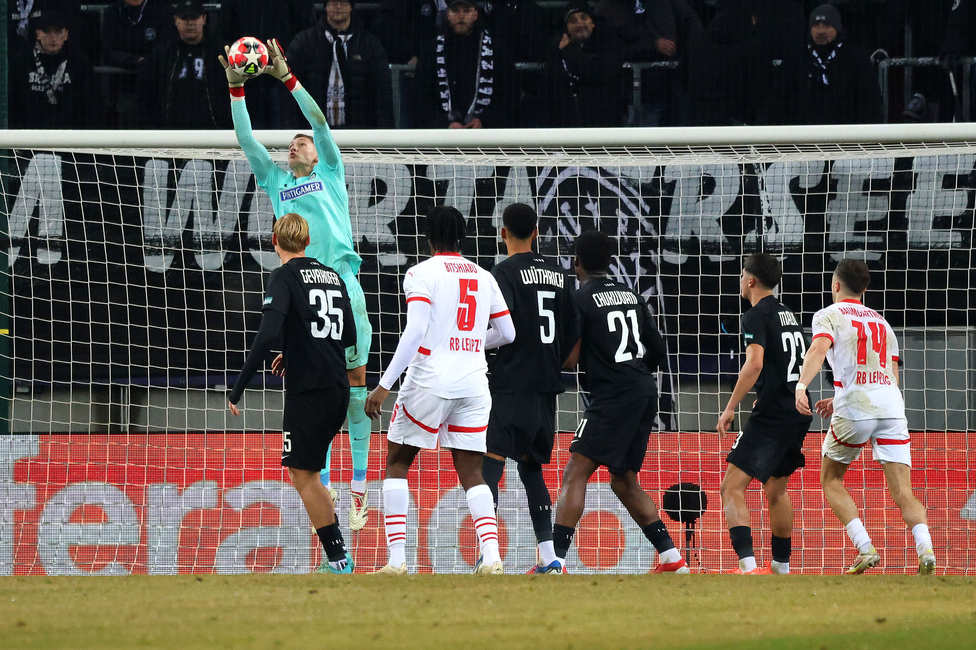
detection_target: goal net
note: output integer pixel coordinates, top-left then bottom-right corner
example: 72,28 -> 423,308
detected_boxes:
2,125 -> 974,576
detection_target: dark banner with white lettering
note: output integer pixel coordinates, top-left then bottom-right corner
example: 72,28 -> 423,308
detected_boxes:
5,151 -> 975,397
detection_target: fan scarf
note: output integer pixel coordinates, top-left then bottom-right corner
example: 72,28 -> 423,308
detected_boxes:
324,30 -> 350,126
31,41 -> 69,105
810,41 -> 842,86
435,29 -> 495,124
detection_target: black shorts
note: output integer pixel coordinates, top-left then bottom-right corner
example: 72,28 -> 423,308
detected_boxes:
726,416 -> 811,483
487,392 -> 557,464
569,391 -> 656,476
281,386 -> 349,471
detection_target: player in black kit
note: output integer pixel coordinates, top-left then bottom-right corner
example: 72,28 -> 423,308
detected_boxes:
716,253 -> 812,575
228,213 -> 357,575
482,203 -> 580,574
551,230 -> 688,574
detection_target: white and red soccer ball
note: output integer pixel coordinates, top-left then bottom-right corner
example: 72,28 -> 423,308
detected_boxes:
228,36 -> 269,77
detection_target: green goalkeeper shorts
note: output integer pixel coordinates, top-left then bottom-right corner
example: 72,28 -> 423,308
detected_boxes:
341,270 -> 372,370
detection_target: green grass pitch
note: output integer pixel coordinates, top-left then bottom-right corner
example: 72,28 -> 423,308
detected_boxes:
2,574 -> 975,649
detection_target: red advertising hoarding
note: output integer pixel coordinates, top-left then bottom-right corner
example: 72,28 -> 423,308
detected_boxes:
3,431 -> 974,575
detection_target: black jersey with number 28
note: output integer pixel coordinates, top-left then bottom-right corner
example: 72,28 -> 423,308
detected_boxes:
263,257 -> 356,394
575,277 -> 667,398
740,295 -> 812,423
489,252 -> 579,394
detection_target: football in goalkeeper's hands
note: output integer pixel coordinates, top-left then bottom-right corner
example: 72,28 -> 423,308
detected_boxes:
228,36 -> 270,77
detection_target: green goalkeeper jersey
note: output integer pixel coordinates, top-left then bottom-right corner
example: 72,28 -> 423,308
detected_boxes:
231,86 -> 361,277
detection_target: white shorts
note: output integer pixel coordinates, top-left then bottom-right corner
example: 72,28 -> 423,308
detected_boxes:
387,383 -> 491,452
822,416 -> 912,467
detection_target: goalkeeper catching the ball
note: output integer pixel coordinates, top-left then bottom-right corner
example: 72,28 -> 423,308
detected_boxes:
220,39 -> 374,532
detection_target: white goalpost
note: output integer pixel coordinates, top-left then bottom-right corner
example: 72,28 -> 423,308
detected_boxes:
1,125 -> 974,576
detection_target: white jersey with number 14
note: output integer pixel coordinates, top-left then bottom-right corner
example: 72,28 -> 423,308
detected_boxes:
811,299 -> 904,421
401,253 -> 509,399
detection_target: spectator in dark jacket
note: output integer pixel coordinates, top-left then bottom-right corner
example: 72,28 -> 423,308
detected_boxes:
136,0 -> 230,128
371,0 -> 439,65
762,4 -> 882,125
101,0 -> 173,70
546,4 -> 625,127
285,0 -> 394,128
9,9 -> 100,128
684,0 -> 805,125
414,0 -> 516,128
9,0 -> 80,54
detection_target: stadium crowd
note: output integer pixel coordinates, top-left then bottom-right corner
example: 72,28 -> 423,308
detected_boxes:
6,0 -> 973,128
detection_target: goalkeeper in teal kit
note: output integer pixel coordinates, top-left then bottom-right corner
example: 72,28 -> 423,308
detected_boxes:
220,39 -> 372,531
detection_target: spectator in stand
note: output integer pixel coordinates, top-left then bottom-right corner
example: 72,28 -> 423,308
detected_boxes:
371,0 -> 439,66
414,0 -> 516,128
136,0 -> 230,129
221,0 -> 314,128
941,0 -> 975,120
101,0 -> 175,126
101,0 -> 173,69
285,0 -> 393,129
684,0 -> 806,125
546,3 -> 625,127
9,0 -> 80,53
9,9 -> 100,128
595,0 -> 702,125
762,4 -> 882,125
482,0 -> 553,63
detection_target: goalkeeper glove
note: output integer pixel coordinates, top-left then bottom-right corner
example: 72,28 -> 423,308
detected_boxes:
218,46 -> 247,88
264,38 -> 295,85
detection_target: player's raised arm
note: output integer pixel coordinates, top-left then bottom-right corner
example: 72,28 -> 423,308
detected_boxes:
265,38 -> 342,170
220,47 -> 284,188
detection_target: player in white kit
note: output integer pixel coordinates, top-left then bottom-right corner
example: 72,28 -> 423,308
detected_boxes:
365,206 -> 516,575
795,259 -> 936,575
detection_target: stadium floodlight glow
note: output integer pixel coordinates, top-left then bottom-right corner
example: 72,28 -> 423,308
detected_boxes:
1,126 -> 975,576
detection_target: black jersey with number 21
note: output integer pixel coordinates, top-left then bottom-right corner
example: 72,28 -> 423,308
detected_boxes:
575,277 -> 667,398
740,295 -> 812,423
264,257 -> 356,394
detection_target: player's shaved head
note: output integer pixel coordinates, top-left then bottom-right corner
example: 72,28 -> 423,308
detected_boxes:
575,230 -> 613,274
834,258 -> 871,295
426,205 -> 467,253
502,203 -> 538,240
743,253 -> 781,290
273,213 -> 310,253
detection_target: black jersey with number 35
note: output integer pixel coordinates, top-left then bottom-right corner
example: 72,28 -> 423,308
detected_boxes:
575,277 -> 667,398
740,295 -> 812,423
264,257 -> 356,394
489,252 -> 579,393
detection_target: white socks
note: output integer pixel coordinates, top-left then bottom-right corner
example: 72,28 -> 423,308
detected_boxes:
351,479 -> 367,494
770,560 -> 789,574
660,548 -> 682,564
382,478 -> 409,567
845,517 -> 874,553
738,556 -> 757,572
912,523 -> 933,555
466,484 -> 501,565
538,540 -> 557,566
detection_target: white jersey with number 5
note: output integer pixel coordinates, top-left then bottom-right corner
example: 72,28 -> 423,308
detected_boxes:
811,299 -> 904,421
402,253 -> 509,399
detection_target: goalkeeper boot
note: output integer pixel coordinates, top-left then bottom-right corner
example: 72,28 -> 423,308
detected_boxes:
527,560 -> 566,574
652,558 -> 691,574
349,490 -> 369,531
918,546 -> 937,575
317,552 -> 355,575
474,555 -> 504,575
373,563 -> 408,575
730,565 -> 773,575
846,546 -> 881,575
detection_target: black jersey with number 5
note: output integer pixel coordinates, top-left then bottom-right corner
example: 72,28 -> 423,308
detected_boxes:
740,295 -> 812,423
575,277 -> 667,398
489,252 -> 579,393
230,257 -> 356,404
